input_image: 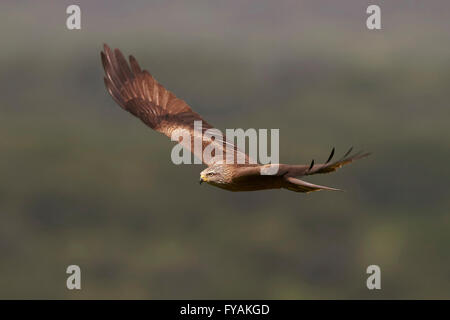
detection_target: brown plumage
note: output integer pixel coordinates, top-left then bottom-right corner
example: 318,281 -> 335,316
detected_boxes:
101,44 -> 370,193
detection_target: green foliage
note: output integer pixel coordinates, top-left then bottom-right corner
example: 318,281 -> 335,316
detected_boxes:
1,1 -> 449,299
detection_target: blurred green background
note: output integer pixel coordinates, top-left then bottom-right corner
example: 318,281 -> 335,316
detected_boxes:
0,1 -> 449,299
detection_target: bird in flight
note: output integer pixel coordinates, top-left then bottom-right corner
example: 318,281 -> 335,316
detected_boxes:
101,44 -> 369,193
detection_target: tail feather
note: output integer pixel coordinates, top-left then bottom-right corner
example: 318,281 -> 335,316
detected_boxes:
283,176 -> 341,193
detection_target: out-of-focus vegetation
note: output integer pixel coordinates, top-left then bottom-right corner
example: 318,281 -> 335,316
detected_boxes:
0,1 -> 449,299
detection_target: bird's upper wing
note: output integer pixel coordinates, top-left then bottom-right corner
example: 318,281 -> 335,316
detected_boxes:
101,44 -> 252,165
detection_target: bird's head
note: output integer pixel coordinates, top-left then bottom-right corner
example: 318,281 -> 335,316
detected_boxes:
199,165 -> 227,185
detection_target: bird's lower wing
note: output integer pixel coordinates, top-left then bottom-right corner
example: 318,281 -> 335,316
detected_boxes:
231,166 -> 341,193
307,149 -> 371,175
277,148 -> 370,177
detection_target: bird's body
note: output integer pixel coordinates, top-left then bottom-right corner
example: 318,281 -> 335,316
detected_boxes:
101,44 -> 369,193
200,164 -> 282,192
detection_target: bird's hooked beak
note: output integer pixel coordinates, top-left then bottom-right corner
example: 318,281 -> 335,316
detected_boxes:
199,174 -> 206,185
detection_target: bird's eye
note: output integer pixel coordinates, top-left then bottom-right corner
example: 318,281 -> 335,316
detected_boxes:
207,172 -> 214,176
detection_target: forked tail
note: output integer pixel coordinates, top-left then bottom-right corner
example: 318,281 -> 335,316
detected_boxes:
283,176 -> 342,193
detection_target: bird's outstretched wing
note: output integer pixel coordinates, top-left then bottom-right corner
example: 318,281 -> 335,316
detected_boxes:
101,44 -> 251,165
285,147 -> 371,177
231,148 -> 370,193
